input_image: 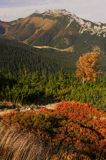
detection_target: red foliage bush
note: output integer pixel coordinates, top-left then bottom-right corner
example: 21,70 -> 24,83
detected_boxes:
0,101 -> 106,159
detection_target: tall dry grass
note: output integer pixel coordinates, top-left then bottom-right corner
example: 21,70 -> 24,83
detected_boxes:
0,126 -> 50,160
0,126 -> 84,160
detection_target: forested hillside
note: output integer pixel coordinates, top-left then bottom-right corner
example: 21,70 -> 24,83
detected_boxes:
0,36 -> 106,110
0,70 -> 106,110
0,37 -> 72,73
0,36 -> 106,73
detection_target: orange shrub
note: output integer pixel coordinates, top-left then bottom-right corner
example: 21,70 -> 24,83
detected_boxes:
0,101 -> 106,160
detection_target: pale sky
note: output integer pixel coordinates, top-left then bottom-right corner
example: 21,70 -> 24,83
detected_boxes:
0,0 -> 106,23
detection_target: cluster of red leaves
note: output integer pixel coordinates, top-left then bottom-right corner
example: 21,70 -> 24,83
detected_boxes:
54,102 -> 106,152
0,101 -> 106,159
55,101 -> 106,130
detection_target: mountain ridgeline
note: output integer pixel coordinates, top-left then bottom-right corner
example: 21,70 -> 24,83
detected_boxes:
0,9 -> 106,73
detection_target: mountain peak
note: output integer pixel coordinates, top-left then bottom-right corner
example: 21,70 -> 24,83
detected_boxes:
41,9 -> 72,16
1,9 -> 106,43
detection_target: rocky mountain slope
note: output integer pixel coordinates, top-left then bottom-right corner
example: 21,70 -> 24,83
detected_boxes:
0,9 -> 106,48
0,9 -> 106,72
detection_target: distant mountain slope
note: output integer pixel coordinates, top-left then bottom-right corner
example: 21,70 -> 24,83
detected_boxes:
0,9 -> 106,50
0,37 -> 72,73
0,9 -> 106,72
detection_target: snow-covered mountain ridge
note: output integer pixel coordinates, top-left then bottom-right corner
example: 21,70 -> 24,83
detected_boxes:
41,9 -> 106,37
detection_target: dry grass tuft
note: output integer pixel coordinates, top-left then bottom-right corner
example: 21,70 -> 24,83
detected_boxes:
0,126 -> 50,160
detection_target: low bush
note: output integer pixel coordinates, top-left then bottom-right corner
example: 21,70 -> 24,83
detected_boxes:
0,101 -> 106,160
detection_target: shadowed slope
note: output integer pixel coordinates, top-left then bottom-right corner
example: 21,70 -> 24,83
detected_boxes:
0,37 -> 72,73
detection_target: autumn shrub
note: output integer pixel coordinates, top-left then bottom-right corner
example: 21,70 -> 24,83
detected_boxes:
0,101 -> 106,160
76,48 -> 100,83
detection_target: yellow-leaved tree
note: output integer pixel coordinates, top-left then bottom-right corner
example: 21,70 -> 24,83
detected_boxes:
76,47 -> 101,83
